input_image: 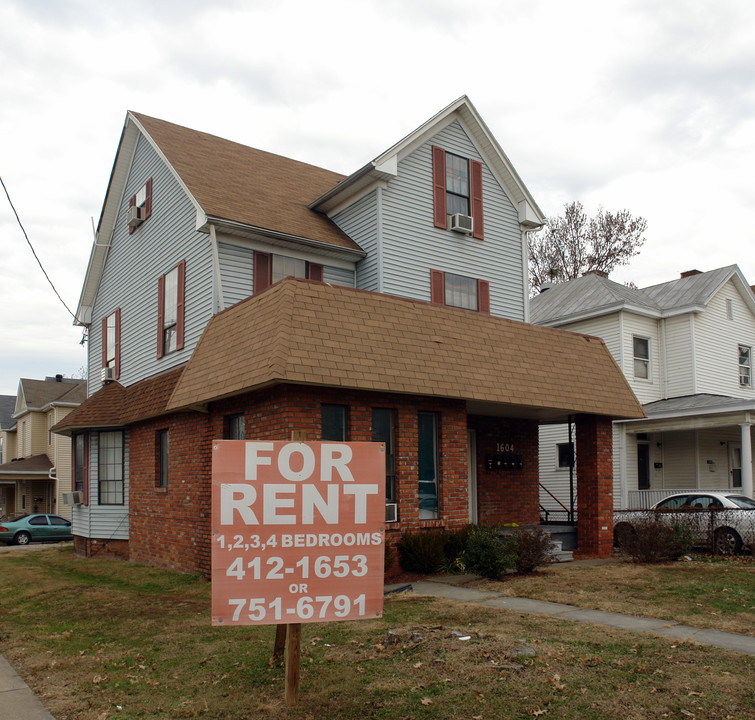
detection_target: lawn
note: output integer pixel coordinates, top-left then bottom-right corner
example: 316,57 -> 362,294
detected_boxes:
0,546 -> 753,720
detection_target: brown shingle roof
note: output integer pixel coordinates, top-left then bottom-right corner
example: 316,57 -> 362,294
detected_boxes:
18,378 -> 86,411
0,454 -> 53,475
52,367 -> 185,435
131,113 -> 361,253
167,279 -> 645,422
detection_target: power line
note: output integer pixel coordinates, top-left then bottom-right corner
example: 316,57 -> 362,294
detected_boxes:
0,174 -> 77,322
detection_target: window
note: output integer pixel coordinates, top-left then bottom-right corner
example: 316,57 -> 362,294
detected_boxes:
157,261 -> 185,358
418,411 -> 440,519
101,308 -> 121,379
128,178 -> 153,234
432,146 -> 484,239
557,442 -> 574,469
253,251 -> 324,294
321,404 -> 347,441
372,408 -> 396,502
225,413 -> 245,440
98,431 -> 124,505
73,433 -> 88,500
633,336 -> 650,379
430,270 -> 490,314
739,345 -> 751,387
158,430 -> 169,488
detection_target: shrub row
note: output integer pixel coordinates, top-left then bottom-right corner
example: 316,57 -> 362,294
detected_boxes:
397,525 -> 555,579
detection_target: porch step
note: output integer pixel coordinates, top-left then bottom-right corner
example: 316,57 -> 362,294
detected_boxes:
549,538 -> 574,563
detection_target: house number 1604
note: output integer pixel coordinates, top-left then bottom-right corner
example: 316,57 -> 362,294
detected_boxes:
496,443 -> 515,452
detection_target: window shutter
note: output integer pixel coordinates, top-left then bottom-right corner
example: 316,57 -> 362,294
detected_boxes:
145,178 -> 153,220
430,269 -> 445,305
114,307 -> 121,379
101,316 -> 108,369
128,195 -> 136,235
432,146 -> 447,228
157,274 -> 165,359
470,160 -> 484,239
253,251 -> 271,294
477,279 -> 490,314
307,262 -> 324,282
176,260 -> 186,351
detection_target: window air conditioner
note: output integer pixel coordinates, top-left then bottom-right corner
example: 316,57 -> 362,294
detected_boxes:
385,503 -> 398,523
128,204 -> 145,227
62,491 -> 83,505
450,213 -> 473,235
101,366 -> 115,383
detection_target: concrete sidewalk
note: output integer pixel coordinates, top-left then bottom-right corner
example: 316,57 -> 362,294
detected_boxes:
394,577 -> 755,656
0,655 -> 55,720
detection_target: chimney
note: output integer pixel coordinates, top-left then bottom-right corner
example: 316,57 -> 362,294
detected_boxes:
55,374 -> 63,382
680,270 -> 702,278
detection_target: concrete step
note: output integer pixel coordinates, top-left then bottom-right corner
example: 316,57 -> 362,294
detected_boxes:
548,538 -> 574,563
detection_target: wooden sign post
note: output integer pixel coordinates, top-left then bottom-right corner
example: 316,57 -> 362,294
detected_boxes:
210,439 -> 385,706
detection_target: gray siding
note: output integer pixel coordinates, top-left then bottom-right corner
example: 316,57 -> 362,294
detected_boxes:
89,134 -> 215,394
323,265 -> 355,287
218,242 -> 253,308
333,191 -> 380,292
381,120 -> 526,320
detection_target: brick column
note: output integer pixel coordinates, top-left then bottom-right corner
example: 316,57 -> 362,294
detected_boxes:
576,414 -> 614,557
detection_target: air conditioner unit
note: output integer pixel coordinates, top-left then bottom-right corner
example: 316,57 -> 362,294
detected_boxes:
450,213 -> 473,235
385,503 -> 398,523
128,204 -> 145,227
101,366 -> 115,383
62,491 -> 83,506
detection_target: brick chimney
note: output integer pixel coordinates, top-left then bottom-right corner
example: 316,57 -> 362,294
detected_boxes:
680,269 -> 702,278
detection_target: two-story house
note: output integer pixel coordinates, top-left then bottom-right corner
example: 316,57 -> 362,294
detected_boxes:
532,266 -> 755,515
0,376 -> 85,519
53,97 -> 643,575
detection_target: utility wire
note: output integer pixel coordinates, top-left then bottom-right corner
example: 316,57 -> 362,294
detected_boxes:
0,174 -> 78,322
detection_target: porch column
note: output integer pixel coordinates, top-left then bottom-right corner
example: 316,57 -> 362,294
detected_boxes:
576,414 -> 614,557
740,423 -> 753,498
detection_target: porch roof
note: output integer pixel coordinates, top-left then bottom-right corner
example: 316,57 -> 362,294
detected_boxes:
0,454 -> 53,477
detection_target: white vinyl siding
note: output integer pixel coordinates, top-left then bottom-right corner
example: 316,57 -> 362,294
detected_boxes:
560,314 -> 622,360
662,314 -> 695,398
620,313 -> 660,403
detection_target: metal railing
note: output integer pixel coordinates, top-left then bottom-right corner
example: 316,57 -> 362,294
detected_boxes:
539,483 -> 576,524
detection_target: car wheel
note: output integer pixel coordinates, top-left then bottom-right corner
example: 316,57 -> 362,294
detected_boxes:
714,528 -> 742,556
614,522 -> 636,549
14,531 -> 31,546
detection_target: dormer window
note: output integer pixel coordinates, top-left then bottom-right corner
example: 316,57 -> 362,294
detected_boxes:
128,178 -> 153,234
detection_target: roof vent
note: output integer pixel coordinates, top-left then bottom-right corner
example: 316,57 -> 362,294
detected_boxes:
680,269 -> 702,278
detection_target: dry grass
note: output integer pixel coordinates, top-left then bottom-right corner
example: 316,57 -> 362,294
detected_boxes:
1,546 -> 753,719
470,556 -> 755,635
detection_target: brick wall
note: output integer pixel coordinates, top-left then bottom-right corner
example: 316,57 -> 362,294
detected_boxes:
73,534 -> 129,560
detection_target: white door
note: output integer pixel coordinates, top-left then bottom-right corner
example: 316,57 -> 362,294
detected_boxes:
467,430 -> 478,523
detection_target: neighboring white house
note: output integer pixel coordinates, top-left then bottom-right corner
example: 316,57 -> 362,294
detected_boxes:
531,266 -> 755,512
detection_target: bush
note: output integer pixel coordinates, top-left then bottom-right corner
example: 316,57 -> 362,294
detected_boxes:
397,530 -> 447,574
459,525 -> 515,579
510,527 -> 555,574
617,517 -> 693,563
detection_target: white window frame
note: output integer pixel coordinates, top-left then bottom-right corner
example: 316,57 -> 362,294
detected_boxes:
633,336 -> 650,380
739,345 -> 751,387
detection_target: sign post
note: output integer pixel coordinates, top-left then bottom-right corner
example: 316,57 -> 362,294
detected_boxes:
211,440 -> 385,705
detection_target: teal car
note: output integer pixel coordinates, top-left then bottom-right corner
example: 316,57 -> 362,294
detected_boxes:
0,514 -> 73,545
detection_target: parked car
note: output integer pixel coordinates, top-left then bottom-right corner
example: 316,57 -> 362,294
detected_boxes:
0,514 -> 73,545
614,492 -> 755,555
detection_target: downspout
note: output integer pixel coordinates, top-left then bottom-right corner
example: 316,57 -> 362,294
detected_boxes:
209,224 -> 224,314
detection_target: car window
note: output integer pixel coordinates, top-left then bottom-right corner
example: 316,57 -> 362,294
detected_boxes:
29,516 -> 49,525
688,495 -> 722,509
656,496 -> 689,509
49,516 -> 71,526
727,495 -> 755,509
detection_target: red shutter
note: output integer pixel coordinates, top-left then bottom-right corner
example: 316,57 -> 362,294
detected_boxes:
128,195 -> 136,235
432,146 -> 447,228
430,269 -> 445,305
157,274 -> 165,358
176,260 -> 186,351
477,279 -> 490,314
471,160 -> 484,239
254,251 -> 271,294
145,178 -> 153,220
114,308 -> 122,379
307,263 -> 324,282
101,316 -> 108,370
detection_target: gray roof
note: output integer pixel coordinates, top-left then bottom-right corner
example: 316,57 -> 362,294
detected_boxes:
16,378 -> 86,415
643,394 -> 755,417
0,395 -> 15,430
531,265 -> 754,326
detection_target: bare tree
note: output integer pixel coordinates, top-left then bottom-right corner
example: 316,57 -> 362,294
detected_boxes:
528,201 -> 647,292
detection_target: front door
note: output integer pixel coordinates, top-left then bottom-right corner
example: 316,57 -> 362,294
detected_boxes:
730,445 -> 742,489
467,430 -> 477,523
637,443 -> 650,490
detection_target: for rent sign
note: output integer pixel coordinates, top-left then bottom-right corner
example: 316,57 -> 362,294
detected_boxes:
211,441 -> 385,626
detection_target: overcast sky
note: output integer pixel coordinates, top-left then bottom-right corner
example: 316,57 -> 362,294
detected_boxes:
2,0 -> 755,396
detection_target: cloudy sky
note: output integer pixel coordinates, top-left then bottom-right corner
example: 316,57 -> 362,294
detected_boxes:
1,0 -> 755,396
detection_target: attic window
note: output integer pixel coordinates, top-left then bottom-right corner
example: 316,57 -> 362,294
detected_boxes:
128,178 -> 153,233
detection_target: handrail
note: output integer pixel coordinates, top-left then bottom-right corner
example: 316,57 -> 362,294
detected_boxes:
539,483 -> 574,523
